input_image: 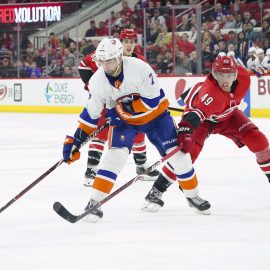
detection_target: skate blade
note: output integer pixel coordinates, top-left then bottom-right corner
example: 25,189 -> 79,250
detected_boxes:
139,175 -> 158,181
82,213 -> 101,223
192,208 -> 211,215
141,201 -> 162,212
83,178 -> 94,187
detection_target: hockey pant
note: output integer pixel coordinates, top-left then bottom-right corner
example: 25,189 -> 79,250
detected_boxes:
87,111 -> 147,168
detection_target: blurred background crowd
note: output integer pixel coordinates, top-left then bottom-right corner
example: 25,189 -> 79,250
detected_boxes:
0,0 -> 270,78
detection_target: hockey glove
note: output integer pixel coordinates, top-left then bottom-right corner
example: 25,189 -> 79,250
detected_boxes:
106,107 -> 126,127
62,128 -> 88,164
177,121 -> 195,153
121,101 -> 135,114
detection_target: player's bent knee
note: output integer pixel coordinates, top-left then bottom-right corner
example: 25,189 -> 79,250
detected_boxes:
167,146 -> 193,173
98,147 -> 129,174
242,128 -> 269,153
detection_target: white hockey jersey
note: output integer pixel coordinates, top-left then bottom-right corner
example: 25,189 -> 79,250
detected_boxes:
78,56 -> 169,132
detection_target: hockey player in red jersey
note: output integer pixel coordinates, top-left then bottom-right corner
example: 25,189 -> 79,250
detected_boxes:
144,55 -> 270,212
78,29 -> 159,186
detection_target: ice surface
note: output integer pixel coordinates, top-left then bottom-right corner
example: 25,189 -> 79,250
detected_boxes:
0,113 -> 270,270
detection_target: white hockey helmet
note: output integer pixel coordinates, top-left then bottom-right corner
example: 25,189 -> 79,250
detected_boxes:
96,38 -> 123,61
256,48 -> 264,55
227,51 -> 235,57
248,46 -> 256,54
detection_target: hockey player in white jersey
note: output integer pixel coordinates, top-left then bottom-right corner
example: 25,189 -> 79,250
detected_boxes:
62,38 -> 210,222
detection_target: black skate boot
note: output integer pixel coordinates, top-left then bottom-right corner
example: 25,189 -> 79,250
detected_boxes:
142,187 -> 164,212
83,199 -> 103,222
136,165 -> 160,181
84,168 -> 96,187
186,196 -> 211,215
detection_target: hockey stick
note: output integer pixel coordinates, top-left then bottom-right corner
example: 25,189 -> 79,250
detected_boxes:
0,122 -> 109,214
168,106 -> 184,112
53,145 -> 182,223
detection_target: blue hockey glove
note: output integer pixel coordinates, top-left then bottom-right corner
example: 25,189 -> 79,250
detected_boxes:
106,107 -> 126,126
62,128 -> 88,164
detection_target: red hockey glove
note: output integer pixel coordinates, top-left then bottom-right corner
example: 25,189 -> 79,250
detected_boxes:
84,83 -> 89,91
177,121 -> 195,153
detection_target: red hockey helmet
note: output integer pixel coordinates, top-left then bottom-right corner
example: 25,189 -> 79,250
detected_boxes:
119,29 -> 138,40
212,55 -> 238,74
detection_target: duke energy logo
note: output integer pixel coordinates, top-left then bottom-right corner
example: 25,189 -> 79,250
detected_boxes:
44,82 -> 74,104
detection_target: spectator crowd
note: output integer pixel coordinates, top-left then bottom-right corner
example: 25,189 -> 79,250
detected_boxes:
1,0 -> 270,77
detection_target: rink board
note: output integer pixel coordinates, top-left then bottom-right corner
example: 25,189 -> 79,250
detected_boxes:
0,75 -> 269,117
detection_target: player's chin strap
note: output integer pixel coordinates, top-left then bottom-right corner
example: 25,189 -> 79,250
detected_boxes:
112,56 -> 123,77
0,122 -> 110,214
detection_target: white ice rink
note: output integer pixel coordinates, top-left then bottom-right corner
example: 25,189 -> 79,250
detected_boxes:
0,113 -> 270,270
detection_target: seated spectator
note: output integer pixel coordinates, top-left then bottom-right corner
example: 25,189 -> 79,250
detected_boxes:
202,42 -> 216,74
223,14 -> 236,29
177,32 -> 195,55
85,20 -> 98,37
189,26 -> 197,44
177,14 -> 191,31
105,10 -> 116,27
245,21 -> 259,43
79,38 -> 87,54
62,32 -> 75,48
234,13 -> 243,29
0,57 -> 16,78
261,20 -> 270,42
154,26 -> 172,48
227,43 -> 237,55
96,21 -> 109,36
175,51 -> 192,75
243,11 -> 256,27
146,0 -> 155,17
49,32 -> 59,50
120,0 -> 133,17
154,54 -> 168,74
63,65 -> 74,77
45,59 -> 63,77
212,29 -> 223,51
33,49 -> 45,68
225,31 -> 237,47
131,3 -> 143,31
62,48 -> 76,67
202,30 -> 214,51
151,9 -> 166,27
25,61 -> 42,78
211,2 -> 228,22
236,31 -> 248,64
146,41 -> 159,65
189,50 -> 198,74
215,39 -> 226,55
164,49 -> 173,74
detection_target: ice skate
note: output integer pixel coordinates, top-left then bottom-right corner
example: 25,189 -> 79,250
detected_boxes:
142,187 -> 164,212
84,168 -> 96,187
136,164 -> 160,181
186,195 -> 211,215
82,199 -> 103,222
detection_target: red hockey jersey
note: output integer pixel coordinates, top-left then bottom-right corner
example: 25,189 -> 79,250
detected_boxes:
184,66 -> 251,123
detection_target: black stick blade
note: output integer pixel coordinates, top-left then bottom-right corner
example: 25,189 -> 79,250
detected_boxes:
53,202 -> 78,223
